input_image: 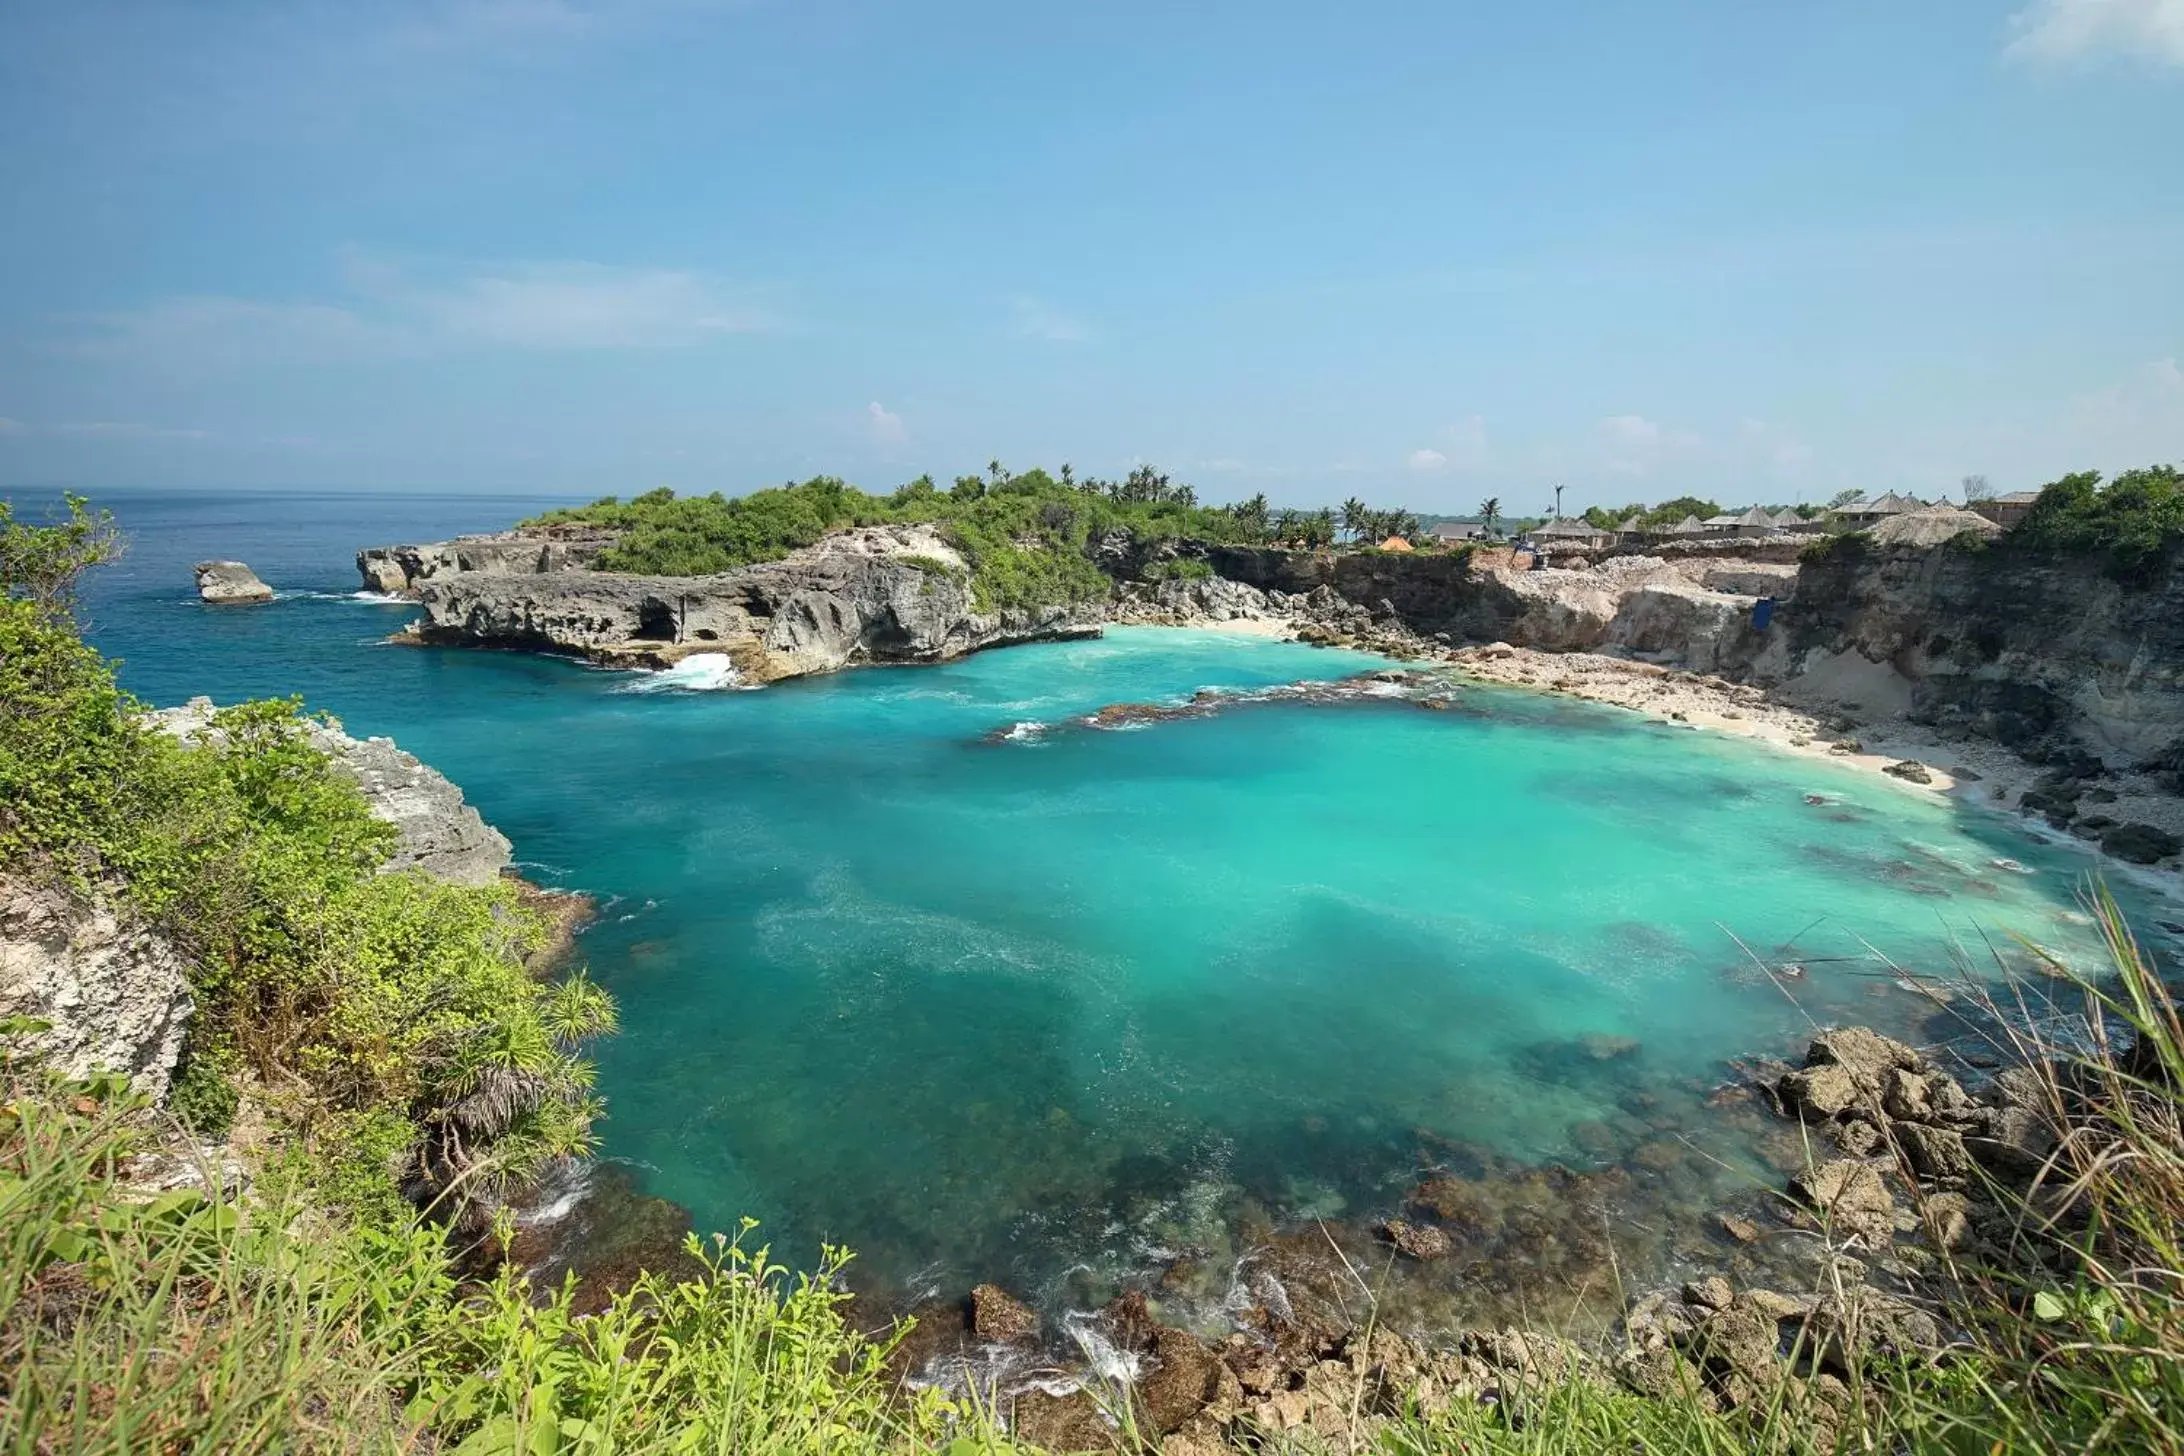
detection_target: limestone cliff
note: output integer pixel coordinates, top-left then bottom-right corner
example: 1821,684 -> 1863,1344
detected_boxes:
148,699 -> 514,886
358,525 -> 621,596
3,709 -> 522,1102
0,879 -> 194,1101
390,524 -> 1100,680
1778,539 -> 2184,773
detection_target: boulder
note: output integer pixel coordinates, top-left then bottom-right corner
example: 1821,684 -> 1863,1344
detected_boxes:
1897,1123 -> 1975,1184
1806,1027 -> 1923,1085
0,877 -> 193,1102
1883,759 -> 1934,784
1966,1104 -> 2058,1177
1788,1160 -> 1898,1248
1778,1063 -> 1863,1121
1006,1387 -> 1114,1452
2101,822 -> 2181,865
1376,1218 -> 1452,1261
1137,1327 -> 1230,1433
968,1283 -> 1039,1344
192,560 -> 273,603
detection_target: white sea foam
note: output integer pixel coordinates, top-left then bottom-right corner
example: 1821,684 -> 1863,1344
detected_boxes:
1002,720 -> 1047,742
279,590 -> 410,604
515,1160 -> 592,1226
618,653 -> 747,693
1062,1310 -> 1143,1385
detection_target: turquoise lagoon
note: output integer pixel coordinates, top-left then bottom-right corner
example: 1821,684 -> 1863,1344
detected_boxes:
57,489 -> 2175,1325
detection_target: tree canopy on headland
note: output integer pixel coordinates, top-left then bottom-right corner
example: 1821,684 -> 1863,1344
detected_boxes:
525,467 -> 1463,609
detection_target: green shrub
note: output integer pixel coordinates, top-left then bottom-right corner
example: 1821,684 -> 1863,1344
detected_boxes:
524,468 -> 1266,612
0,1079 -> 1016,1455
2010,464 -> 2183,571
1142,557 -> 1214,582
0,502 -> 613,1219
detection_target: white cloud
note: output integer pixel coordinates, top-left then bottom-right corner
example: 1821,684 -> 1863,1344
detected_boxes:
402,263 -> 763,348
52,420 -> 214,440
1405,414 -> 1490,473
865,401 -> 907,446
1008,296 -> 1088,343
2007,0 -> 2184,67
72,258 -> 772,365
1598,414 -> 1662,446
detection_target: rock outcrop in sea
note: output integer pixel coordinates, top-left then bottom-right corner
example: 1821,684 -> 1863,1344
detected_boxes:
193,559 -> 273,603
377,524 -> 1101,679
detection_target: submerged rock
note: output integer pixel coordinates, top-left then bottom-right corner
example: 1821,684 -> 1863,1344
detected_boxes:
1376,1218 -> 1453,1261
193,559 -> 272,603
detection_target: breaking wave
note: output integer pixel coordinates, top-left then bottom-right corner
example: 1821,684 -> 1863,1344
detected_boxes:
618,653 -> 748,693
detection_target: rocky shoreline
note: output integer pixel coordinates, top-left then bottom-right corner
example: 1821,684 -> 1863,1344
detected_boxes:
352,519 -> 2181,880
841,1019 -> 2072,1452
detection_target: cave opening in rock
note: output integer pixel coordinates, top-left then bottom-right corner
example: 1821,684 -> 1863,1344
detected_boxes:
633,600 -> 679,641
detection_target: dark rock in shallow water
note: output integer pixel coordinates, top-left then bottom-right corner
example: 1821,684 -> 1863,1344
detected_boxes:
969,1282 -> 1040,1344
1006,1387 -> 1115,1452
2101,822 -> 2181,864
1376,1218 -> 1453,1261
1883,759 -> 1934,784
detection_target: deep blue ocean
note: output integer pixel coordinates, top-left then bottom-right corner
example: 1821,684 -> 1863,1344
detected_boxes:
20,485 -> 2171,1328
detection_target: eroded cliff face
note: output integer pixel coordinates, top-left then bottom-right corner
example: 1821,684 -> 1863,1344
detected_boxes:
396,524 -> 1100,680
358,526 -> 621,596
5,709 -> 524,1102
147,699 -> 515,886
1779,541 -> 2184,773
0,879 -> 194,1101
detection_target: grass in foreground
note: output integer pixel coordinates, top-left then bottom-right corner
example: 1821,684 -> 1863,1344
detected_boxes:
0,1070 -> 1022,1454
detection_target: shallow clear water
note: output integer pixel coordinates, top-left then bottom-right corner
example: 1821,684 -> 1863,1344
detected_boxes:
36,488 -> 2175,1321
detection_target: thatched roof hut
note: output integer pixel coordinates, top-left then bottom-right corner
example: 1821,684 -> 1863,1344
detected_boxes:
1869,506 -> 2003,547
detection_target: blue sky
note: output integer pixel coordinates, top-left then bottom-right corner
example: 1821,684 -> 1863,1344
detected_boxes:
2,0 -> 2179,512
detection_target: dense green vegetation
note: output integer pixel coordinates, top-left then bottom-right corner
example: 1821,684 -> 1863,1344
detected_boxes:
0,1082 -> 1011,1453
2012,464 -> 2184,567
528,466 -> 1266,611
525,467 -> 1479,610
0,496 -> 610,1223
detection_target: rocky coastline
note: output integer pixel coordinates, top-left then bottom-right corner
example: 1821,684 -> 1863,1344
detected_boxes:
2,702 -> 571,1105
370,523 -> 1100,679
507,1011 -> 2085,1454
354,514 -> 2183,881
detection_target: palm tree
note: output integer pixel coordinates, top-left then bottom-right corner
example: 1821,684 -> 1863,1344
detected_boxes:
1340,498 -> 1370,543
1479,497 -> 1501,536
1311,507 -> 1336,548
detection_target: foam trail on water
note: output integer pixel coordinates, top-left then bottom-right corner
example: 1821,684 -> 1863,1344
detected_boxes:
619,653 -> 747,693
